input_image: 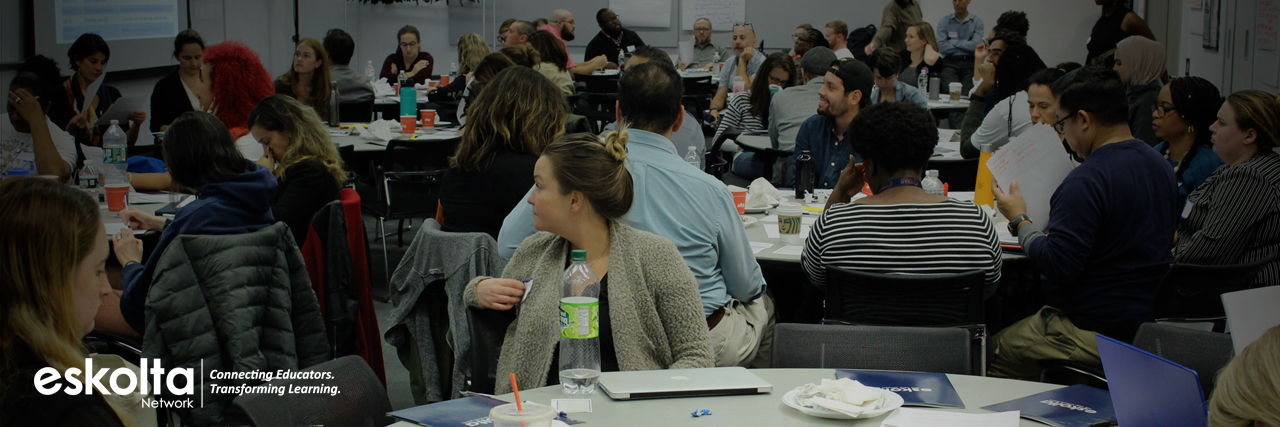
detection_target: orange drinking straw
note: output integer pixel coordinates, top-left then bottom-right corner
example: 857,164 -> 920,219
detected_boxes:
510,373 -> 523,411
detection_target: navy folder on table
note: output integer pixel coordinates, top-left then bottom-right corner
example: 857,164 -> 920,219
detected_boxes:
387,395 -> 505,427
1096,334 -> 1209,427
834,370 -> 964,408
981,384 -> 1115,427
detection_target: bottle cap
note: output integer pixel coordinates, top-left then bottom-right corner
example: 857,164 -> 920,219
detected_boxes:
110,119 -> 119,125
571,249 -> 587,262
926,169 -> 939,177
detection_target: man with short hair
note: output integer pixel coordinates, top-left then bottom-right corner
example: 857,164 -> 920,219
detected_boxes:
604,46 -> 706,170
682,18 -> 728,70
937,0 -> 984,94
865,0 -> 923,56
824,21 -> 853,59
989,66 -> 1176,379
730,47 -> 836,181
500,61 -> 774,369
502,20 -> 535,47
323,28 -> 375,104
709,23 -> 765,123
585,8 -> 646,69
539,9 -> 608,74
792,58 -> 873,189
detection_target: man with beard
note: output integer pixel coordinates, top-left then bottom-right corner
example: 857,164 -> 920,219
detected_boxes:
681,18 -> 727,70
709,23 -> 764,123
585,8 -> 646,69
790,58 -> 873,189
539,9 -> 608,74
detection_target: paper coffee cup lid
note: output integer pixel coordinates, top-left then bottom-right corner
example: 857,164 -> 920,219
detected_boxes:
776,202 -> 803,216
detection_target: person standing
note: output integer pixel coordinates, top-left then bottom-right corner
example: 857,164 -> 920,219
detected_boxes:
825,21 -> 854,59
151,29 -> 212,132
323,29 -> 375,105
937,0 -> 984,94
274,38 -> 332,120
682,18 -> 728,70
1086,0 -> 1155,67
586,8 -> 647,68
539,9 -> 609,74
864,0 -> 922,57
379,25 -> 435,86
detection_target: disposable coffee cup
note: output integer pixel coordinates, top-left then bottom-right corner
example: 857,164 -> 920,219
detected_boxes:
106,183 -> 129,213
949,82 -> 963,102
728,185 -> 747,215
420,109 -> 437,127
400,115 -> 416,134
428,80 -> 438,88
489,402 -> 555,427
776,202 -> 804,245
393,83 -> 401,95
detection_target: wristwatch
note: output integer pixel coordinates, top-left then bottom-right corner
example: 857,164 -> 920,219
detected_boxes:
1008,215 -> 1031,236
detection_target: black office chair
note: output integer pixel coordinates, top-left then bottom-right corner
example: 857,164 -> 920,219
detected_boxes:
464,306 -> 516,394
1131,322 -> 1235,396
706,125 -> 740,178
232,356 -> 392,427
338,100 -> 375,123
364,137 -> 459,258
1153,251 -> 1277,331
682,75 -> 716,128
823,267 -> 988,376
927,158 -> 978,192
772,323 -> 973,375
574,73 -> 620,133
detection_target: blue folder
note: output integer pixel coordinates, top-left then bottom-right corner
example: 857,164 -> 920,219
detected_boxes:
981,384 -> 1115,427
387,395 -> 505,427
834,370 -> 965,408
1096,334 -> 1209,427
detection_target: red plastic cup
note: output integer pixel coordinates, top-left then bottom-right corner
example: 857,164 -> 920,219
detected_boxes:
731,189 -> 747,215
441,75 -> 451,86
106,183 -> 129,213
420,109 -> 436,127
400,115 -> 417,134
393,83 -> 401,95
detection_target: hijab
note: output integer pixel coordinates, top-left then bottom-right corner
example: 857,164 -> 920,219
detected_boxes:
1115,36 -> 1165,86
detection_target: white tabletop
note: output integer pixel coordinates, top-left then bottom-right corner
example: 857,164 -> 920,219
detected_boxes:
330,126 -> 460,152
387,369 -> 1060,427
734,130 -> 964,161
928,99 -> 970,110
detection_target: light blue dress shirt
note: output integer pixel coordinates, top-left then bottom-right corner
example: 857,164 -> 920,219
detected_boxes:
936,13 -> 984,58
870,81 -> 930,109
498,129 -> 767,316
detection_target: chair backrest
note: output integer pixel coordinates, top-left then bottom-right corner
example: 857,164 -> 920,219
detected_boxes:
1131,322 -> 1235,396
1154,251 -> 1278,318
926,158 -> 978,192
232,355 -> 392,427
339,100 -> 375,123
824,267 -> 986,327
575,73 -> 619,94
683,76 -> 715,96
772,323 -> 973,375
706,125 -> 741,177
381,137 -> 460,218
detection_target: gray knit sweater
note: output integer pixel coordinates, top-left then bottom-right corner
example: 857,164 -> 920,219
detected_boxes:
464,221 -> 714,393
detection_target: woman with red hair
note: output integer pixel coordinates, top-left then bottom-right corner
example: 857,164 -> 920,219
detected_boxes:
202,41 -> 274,159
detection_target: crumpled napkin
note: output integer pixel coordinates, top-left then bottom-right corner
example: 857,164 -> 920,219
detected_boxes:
794,378 -> 884,417
366,119 -> 399,141
373,78 -> 394,96
747,178 -> 784,208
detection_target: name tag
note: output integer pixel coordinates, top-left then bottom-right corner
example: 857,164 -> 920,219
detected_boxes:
626,45 -> 636,52
949,31 -> 959,39
1181,200 -> 1195,219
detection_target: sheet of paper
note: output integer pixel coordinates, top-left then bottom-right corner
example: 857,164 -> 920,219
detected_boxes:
1222,286 -> 1280,354
610,0 -> 671,27
679,38 -> 695,64
520,279 -> 533,303
883,408 -> 1020,427
104,222 -> 129,235
749,242 -> 773,254
95,97 -> 149,125
81,74 -> 105,116
551,399 -> 592,413
986,124 -> 1072,227
128,192 -> 172,204
773,245 -> 804,256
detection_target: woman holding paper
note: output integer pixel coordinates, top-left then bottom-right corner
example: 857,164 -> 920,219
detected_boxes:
1173,90 -> 1280,286
48,33 -> 146,147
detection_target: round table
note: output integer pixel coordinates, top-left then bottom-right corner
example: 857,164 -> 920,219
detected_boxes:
387,369 -> 1060,427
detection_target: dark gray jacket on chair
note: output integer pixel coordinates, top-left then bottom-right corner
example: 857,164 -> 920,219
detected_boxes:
142,223 -> 331,426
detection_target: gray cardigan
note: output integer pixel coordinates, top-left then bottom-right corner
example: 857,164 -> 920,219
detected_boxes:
465,221 -> 714,393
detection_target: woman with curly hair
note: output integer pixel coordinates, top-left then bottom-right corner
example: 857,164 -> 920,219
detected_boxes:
202,40 -> 275,158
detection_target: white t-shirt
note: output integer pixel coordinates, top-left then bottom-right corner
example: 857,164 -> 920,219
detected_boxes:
0,114 -> 77,179
832,47 -> 854,59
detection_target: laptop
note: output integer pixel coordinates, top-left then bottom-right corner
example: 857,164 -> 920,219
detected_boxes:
1096,335 -> 1208,427
597,367 -> 772,400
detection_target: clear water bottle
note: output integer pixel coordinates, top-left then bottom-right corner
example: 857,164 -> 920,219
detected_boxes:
449,63 -> 458,77
365,60 -> 376,82
712,51 -> 721,71
918,67 -> 929,94
559,249 -> 601,394
102,120 -> 128,178
922,169 -> 945,196
398,70 -> 409,88
79,159 -> 105,202
618,50 -> 628,69
684,146 -> 701,170
328,80 -> 340,127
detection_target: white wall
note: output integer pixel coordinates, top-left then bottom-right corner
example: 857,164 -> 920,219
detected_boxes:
918,0 -> 1096,67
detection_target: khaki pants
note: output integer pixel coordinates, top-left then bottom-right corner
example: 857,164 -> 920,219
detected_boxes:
708,295 -> 775,368
988,306 -> 1103,380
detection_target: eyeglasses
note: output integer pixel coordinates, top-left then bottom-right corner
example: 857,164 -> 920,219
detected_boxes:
734,22 -> 754,30
496,35 -> 506,44
399,41 -> 419,48
768,75 -> 788,85
1153,104 -> 1177,118
695,27 -> 712,32
1053,111 -> 1079,134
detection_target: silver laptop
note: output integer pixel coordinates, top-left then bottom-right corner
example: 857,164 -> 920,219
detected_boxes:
597,367 -> 773,400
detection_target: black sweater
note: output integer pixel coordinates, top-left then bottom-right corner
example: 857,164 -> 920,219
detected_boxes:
438,150 -> 537,239
273,159 -> 341,246
0,346 -> 126,427
150,69 -> 198,133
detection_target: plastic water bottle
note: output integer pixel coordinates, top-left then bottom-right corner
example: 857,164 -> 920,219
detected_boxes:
684,146 -> 701,170
78,160 -> 100,199
559,249 -> 601,394
102,120 -> 128,178
449,63 -> 458,77
918,67 -> 929,94
712,51 -> 721,71
365,60 -> 376,82
618,50 -> 628,69
922,170 -> 945,195
398,70 -> 409,88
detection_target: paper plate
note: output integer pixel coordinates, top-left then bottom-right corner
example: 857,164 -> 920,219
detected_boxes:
782,388 -> 904,420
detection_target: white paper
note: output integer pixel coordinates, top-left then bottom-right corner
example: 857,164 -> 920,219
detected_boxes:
128,192 -> 171,204
95,97 -> 149,126
773,245 -> 805,256
679,38 -> 695,65
610,0 -> 671,28
883,408 -> 1020,427
520,279 -> 533,303
551,399 -> 592,413
1222,286 -> 1280,354
986,124 -> 1072,227
681,0 -> 745,31
104,222 -> 129,235
81,74 -> 105,116
749,242 -> 773,254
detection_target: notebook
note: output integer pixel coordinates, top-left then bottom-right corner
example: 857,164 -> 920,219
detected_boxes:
980,384 -> 1115,427
834,370 -> 964,408
1096,334 -> 1208,427
597,367 -> 772,400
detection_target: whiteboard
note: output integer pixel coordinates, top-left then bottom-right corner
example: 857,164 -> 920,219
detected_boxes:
682,0 -> 745,31
610,0 -> 672,28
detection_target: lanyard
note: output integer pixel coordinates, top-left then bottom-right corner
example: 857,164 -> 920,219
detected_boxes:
878,177 -> 923,193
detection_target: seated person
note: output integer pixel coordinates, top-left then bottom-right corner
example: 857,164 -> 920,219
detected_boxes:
527,30 -> 575,95
248,95 -> 347,246
457,53 -> 516,126
990,66 -> 1176,379
1114,35 -> 1165,146
961,43 -> 1045,158
900,21 -> 941,87
792,58 -> 873,189
323,29 -> 375,106
274,38 -> 332,120
1175,90 -> 1280,286
1151,77 -> 1224,206
1209,325 -> 1280,427
441,66 -> 567,238
791,28 -> 830,66
762,47 -> 837,182
0,178 -> 129,426
803,101 -> 1002,298
715,52 -> 796,142
47,33 -> 147,148
151,29 -> 211,133
468,130 -> 713,393
602,47 -> 706,170
380,25 -> 434,86
3,55 -> 77,181
109,111 -> 278,335
1026,63 -> 1085,165
868,47 -> 928,109
501,62 -> 772,369
202,41 -> 275,157
710,24 -> 766,124
499,44 -> 540,68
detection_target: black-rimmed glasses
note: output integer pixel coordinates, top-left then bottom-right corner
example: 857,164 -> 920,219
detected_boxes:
1153,104 -> 1177,118
1054,111 -> 1079,134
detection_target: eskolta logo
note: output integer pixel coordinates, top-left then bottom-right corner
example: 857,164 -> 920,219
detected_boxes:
1040,399 -> 1099,414
35,358 -> 195,397
876,386 -> 934,392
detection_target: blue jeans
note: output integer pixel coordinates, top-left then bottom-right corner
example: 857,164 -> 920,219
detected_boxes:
732,152 -> 766,180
